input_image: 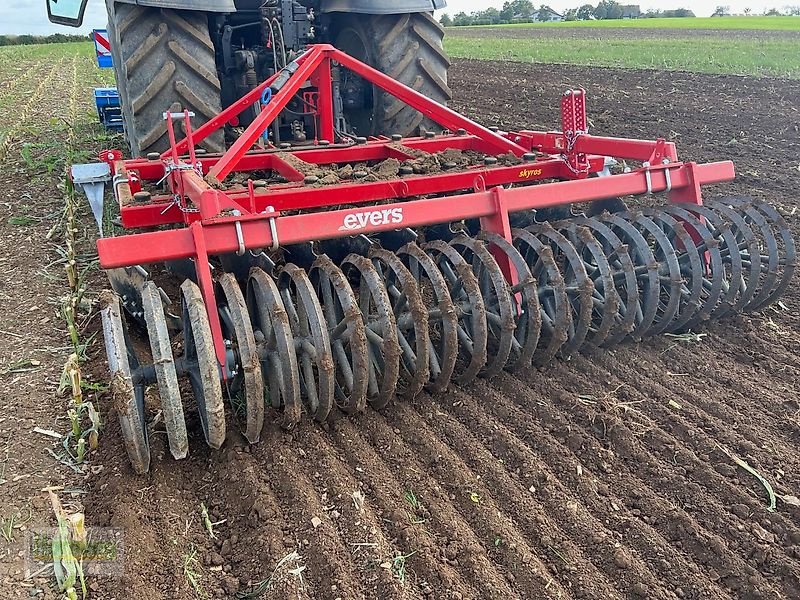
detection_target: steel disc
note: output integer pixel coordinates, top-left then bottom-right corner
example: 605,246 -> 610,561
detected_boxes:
748,200 -> 796,308
568,216 -> 639,346
369,247 -> 431,400
643,208 -> 708,332
247,268 -> 302,427
557,221 -> 621,348
424,240 -> 488,384
512,227 -> 570,365
670,203 -> 746,319
702,201 -> 761,312
718,198 -> 796,311
477,231 -> 541,371
181,280 -> 226,449
278,264 -> 335,421
661,205 -> 725,328
449,235 -> 515,377
141,282 -> 187,460
309,254 -> 369,414
597,213 -> 661,340
526,222 -> 594,356
218,273 -> 265,444
616,212 -> 683,336
341,254 -> 400,410
397,241 -> 458,393
101,293 -> 150,474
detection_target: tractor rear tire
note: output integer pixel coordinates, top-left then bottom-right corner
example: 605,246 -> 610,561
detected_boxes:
106,1 -> 224,157
332,12 -> 451,137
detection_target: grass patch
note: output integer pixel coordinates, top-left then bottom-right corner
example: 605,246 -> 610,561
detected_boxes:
444,35 -> 800,78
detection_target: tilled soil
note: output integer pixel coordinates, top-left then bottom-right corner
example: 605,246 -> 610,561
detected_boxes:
1,54 -> 797,599
76,60 -> 800,599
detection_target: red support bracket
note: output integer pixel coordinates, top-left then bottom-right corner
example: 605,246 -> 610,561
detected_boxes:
189,222 -> 228,375
479,184 -> 516,286
560,89 -> 589,175
668,161 -> 705,205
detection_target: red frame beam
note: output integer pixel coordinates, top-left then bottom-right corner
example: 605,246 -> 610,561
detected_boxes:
99,160 -> 734,269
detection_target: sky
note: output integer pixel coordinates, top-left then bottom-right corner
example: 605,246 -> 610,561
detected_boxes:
0,0 -> 793,35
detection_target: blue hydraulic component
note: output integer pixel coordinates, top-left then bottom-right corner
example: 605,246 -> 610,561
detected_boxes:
95,87 -> 123,131
92,30 -> 122,131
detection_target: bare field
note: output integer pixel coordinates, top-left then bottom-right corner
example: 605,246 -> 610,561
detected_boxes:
444,23 -> 800,78
0,44 -> 798,600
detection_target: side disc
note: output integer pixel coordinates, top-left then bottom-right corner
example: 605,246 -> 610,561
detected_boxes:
341,254 -> 401,410
639,208 -> 706,333
218,273 -> 264,444
512,227 -> 570,366
556,221 -> 621,348
397,242 -> 458,394
181,280 -> 226,449
141,282 -> 187,460
568,217 -> 639,346
101,293 -> 150,474
526,223 -> 594,357
597,213 -> 660,340
477,231 -> 541,372
449,235 -> 515,378
309,255 -> 369,414
424,240 -> 488,385
247,267 -> 302,427
369,247 -> 431,401
278,264 -> 335,421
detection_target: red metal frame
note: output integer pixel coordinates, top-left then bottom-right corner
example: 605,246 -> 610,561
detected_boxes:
96,44 -> 736,373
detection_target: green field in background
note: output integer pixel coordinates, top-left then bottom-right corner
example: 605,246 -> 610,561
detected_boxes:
445,32 -> 800,78
452,16 -> 800,30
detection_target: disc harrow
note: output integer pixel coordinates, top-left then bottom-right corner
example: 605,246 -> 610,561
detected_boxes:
84,45 -> 794,472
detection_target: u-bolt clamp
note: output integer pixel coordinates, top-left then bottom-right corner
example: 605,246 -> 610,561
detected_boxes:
265,206 -> 279,251
643,161 -> 653,195
662,158 -> 673,193
232,210 -> 246,256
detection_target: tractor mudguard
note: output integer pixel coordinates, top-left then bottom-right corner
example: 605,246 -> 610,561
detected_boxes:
320,0 -> 445,13
111,0 -> 235,11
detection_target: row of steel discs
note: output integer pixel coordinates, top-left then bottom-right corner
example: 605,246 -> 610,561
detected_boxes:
102,197 -> 794,472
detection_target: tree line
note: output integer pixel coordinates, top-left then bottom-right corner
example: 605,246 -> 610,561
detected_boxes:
441,0 -> 800,26
0,33 -> 90,46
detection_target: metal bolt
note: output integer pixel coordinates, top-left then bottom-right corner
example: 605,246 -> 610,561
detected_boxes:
456,128 -> 466,136
355,136 -> 367,144
391,134 -> 403,142
523,152 -> 536,162
280,142 -> 291,149
319,139 -> 330,146
442,161 -> 457,170
489,126 -> 499,133
195,148 -> 207,156
484,156 -> 498,166
146,152 -> 161,161
425,131 -> 436,139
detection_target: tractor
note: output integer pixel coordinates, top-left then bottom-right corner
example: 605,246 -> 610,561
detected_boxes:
47,0 -> 450,156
